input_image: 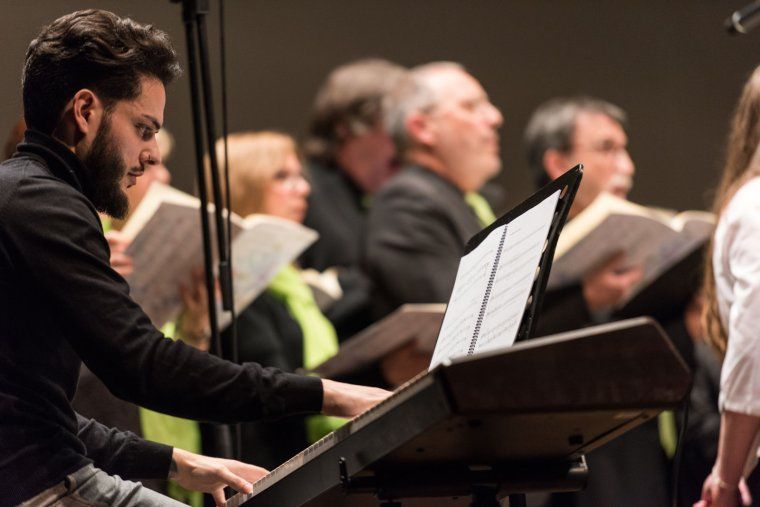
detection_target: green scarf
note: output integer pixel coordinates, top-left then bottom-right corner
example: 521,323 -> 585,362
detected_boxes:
268,265 -> 345,442
464,192 -> 497,228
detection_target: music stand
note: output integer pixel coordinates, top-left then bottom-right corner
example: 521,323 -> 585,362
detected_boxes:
229,318 -> 691,506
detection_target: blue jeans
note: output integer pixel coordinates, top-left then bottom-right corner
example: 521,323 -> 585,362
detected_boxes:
18,464 -> 187,506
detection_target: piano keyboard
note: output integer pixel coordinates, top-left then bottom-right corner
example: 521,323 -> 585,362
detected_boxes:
225,369 -> 436,506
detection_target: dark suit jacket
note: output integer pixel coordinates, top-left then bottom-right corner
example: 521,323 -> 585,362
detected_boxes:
302,160 -> 366,271
301,160 -> 374,340
364,164 -> 482,318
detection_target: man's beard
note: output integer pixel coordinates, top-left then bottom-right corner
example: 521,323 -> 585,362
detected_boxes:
82,118 -> 130,219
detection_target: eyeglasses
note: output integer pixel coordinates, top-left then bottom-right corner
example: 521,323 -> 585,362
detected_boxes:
272,170 -> 308,190
427,97 -> 500,118
571,142 -> 630,159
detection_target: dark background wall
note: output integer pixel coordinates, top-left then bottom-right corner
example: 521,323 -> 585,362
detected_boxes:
1,1 -> 757,213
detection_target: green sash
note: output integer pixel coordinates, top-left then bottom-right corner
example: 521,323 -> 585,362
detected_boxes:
268,265 -> 345,442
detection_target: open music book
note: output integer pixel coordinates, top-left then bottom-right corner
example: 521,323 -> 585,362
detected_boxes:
429,187 -> 562,369
120,182 -> 317,329
546,192 -> 714,310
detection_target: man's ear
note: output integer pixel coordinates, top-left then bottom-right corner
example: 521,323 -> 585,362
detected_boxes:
543,148 -> 572,181
405,111 -> 434,147
71,89 -> 104,136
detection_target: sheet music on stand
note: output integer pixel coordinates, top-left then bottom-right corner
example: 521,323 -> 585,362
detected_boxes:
430,164 -> 581,370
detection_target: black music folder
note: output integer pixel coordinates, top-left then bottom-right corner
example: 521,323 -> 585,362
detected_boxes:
429,164 -> 581,369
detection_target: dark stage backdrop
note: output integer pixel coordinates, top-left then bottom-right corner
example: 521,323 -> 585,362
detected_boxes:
1,1 -> 757,213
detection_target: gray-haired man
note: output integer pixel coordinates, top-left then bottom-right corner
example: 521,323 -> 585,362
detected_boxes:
365,62 -> 503,318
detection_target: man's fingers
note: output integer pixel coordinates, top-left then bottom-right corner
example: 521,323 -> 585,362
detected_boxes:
322,379 -> 392,417
229,462 -> 268,485
615,265 -> 644,288
623,264 -> 644,280
211,467 -> 263,506
598,251 -> 627,270
218,466 -> 254,494
110,253 -> 134,277
740,478 -> 752,505
110,252 -> 133,267
241,465 -> 269,483
104,230 -> 130,252
212,487 -> 227,507
113,266 -> 133,277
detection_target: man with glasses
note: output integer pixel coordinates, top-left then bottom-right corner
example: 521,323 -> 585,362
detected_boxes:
524,96 -> 642,331
523,97 -> 698,506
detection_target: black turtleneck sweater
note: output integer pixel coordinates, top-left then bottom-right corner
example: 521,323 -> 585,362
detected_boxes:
0,130 -> 323,505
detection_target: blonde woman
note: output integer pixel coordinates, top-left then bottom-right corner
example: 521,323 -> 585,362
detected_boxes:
218,131 -> 345,469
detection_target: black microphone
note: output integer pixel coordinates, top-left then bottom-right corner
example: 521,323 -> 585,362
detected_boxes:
725,0 -> 760,34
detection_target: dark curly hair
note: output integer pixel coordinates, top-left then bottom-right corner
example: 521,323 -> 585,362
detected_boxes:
22,9 -> 181,134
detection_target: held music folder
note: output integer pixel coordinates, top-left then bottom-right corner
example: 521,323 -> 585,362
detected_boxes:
429,164 -> 582,369
121,182 -> 317,329
547,192 -> 714,316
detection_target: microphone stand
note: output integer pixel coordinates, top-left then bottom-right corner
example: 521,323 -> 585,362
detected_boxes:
725,0 -> 760,34
171,0 -> 238,459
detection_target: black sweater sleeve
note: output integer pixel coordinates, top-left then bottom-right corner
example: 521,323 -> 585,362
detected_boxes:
5,170 -> 323,423
76,413 -> 172,480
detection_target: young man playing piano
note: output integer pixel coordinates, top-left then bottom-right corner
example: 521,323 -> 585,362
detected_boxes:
0,9 -> 388,506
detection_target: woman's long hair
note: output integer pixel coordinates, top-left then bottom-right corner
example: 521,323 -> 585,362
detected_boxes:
703,64 -> 760,357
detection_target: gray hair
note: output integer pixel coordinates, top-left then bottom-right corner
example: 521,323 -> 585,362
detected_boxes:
524,96 -> 627,186
384,61 -> 465,154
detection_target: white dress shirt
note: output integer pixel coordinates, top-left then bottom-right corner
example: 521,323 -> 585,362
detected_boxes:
716,176 -> 760,417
